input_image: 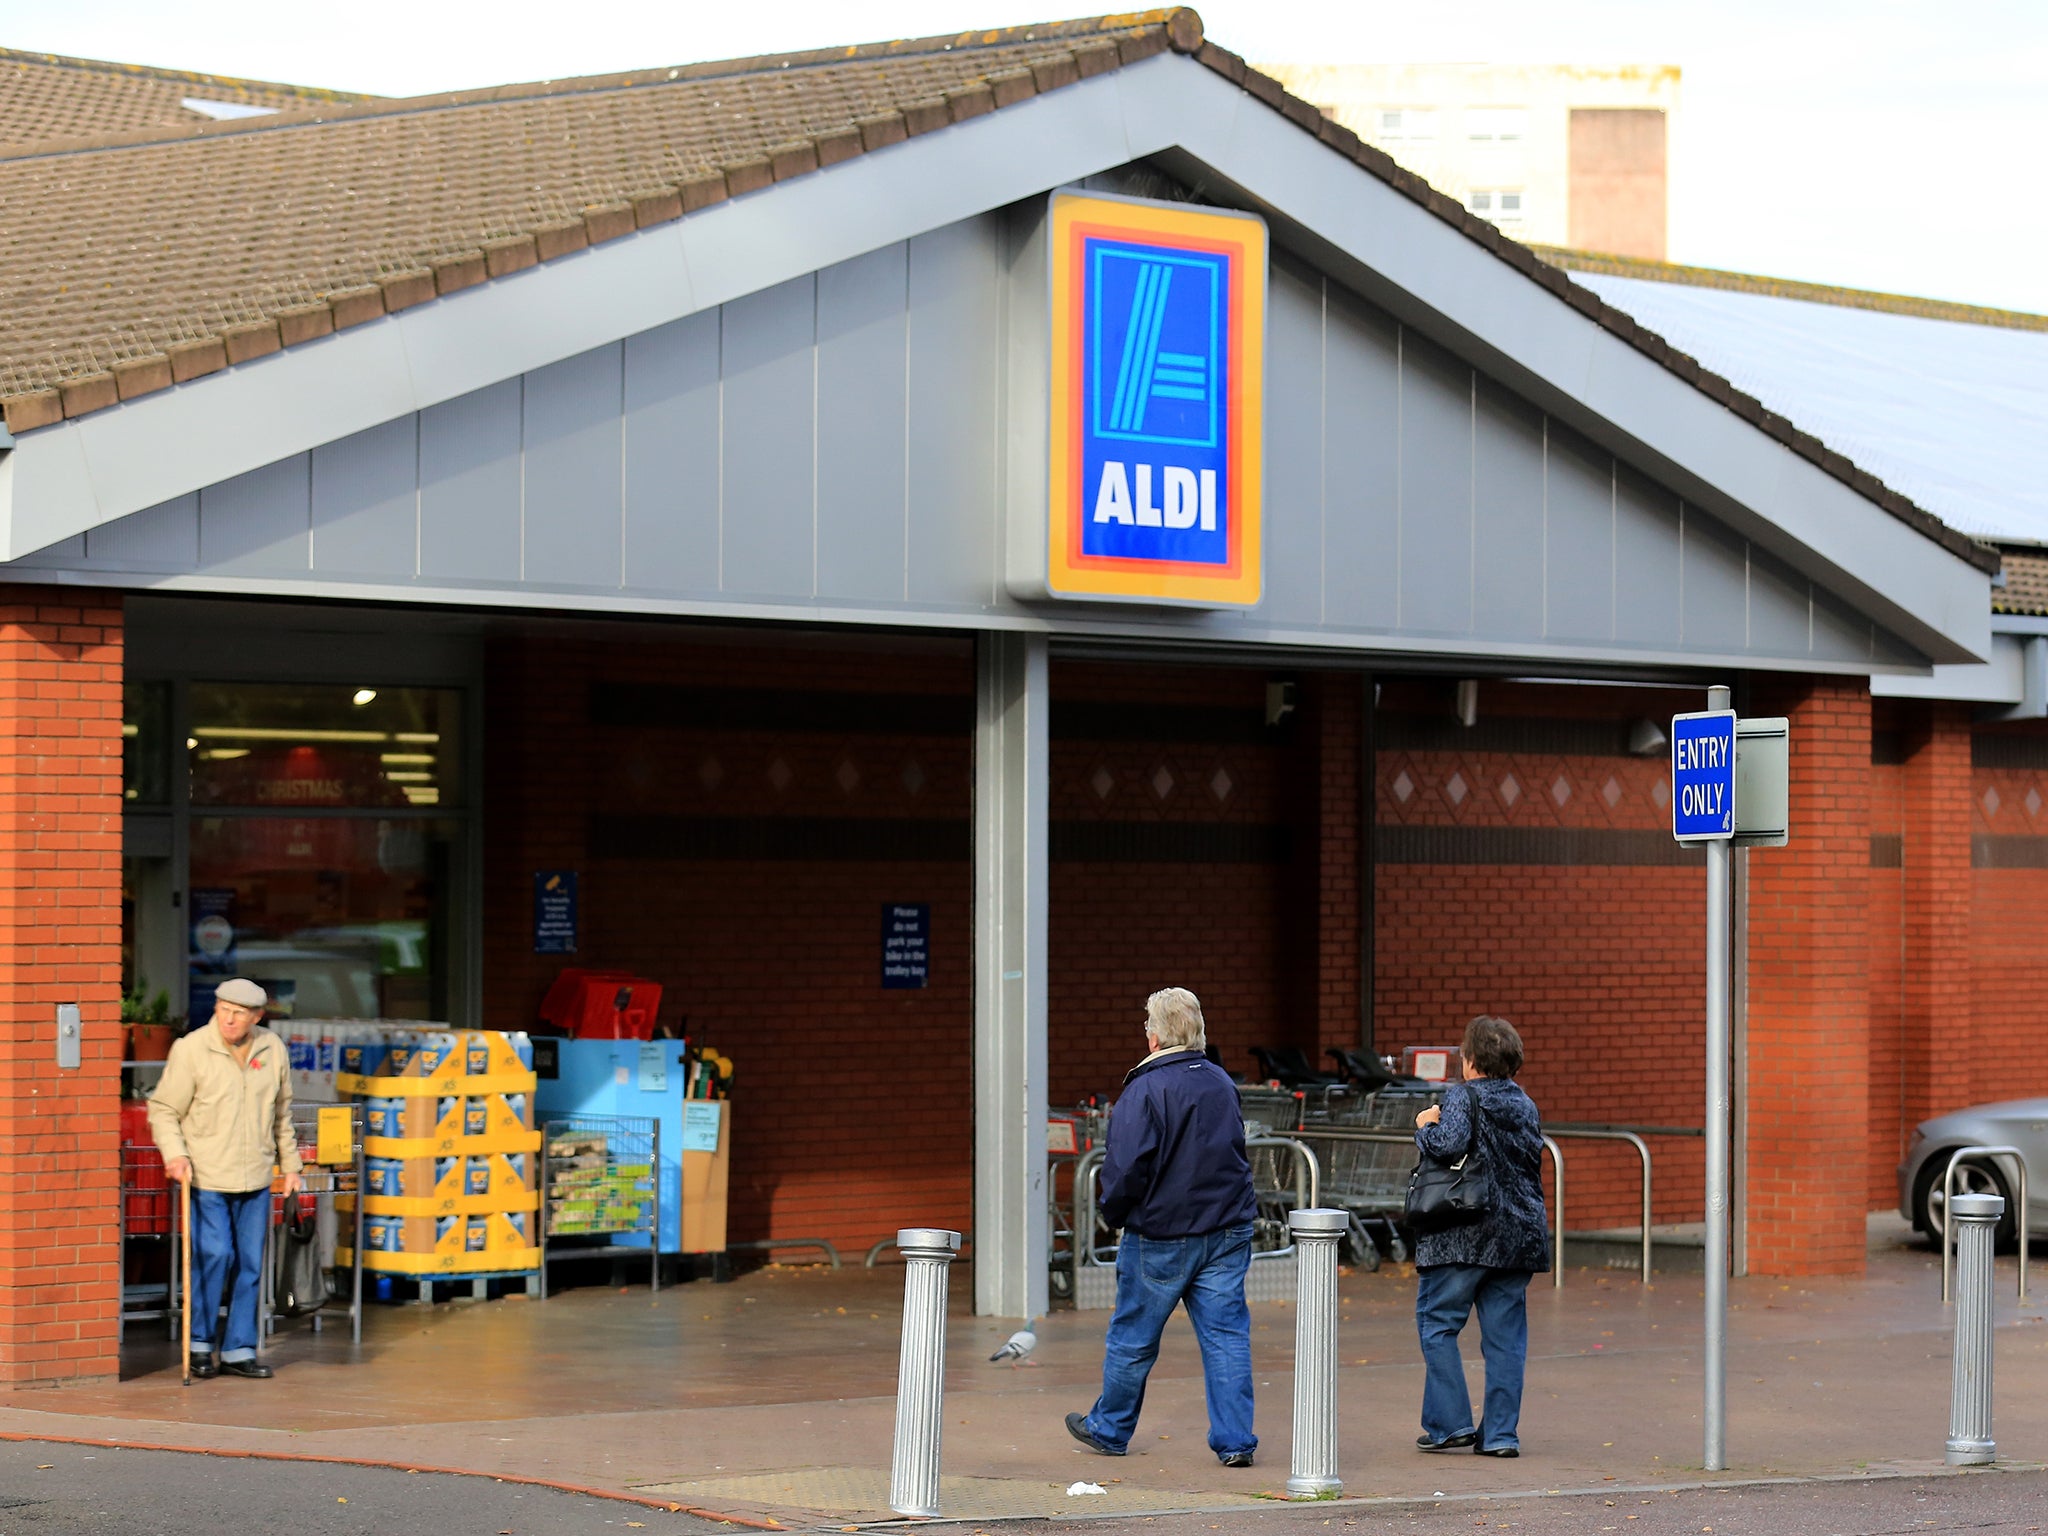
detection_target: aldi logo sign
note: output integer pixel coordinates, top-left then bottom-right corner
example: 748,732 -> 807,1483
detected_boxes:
1047,191 -> 1265,606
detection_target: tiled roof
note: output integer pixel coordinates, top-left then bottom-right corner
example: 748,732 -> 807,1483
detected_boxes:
0,11 -> 1998,576
0,44 -> 364,150
1994,550 -> 2048,618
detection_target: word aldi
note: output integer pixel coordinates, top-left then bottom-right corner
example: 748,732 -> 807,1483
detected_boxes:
1045,190 -> 1266,606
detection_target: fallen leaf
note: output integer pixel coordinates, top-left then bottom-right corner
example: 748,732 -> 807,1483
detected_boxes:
35,1464 -> 52,1469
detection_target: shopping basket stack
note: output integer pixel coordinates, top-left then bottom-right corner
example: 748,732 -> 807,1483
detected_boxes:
336,1028 -> 542,1282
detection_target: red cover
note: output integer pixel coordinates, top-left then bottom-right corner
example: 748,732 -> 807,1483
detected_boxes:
538,967 -> 663,1041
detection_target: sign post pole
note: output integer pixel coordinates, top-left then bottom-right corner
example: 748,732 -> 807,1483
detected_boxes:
1702,686 -> 1733,1470
1673,686 -> 1789,1474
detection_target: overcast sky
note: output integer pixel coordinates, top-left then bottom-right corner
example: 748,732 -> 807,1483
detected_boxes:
5,0 -> 2043,313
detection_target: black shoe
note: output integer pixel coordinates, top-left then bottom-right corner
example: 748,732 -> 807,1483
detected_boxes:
187,1357 -> 217,1380
1065,1412 -> 1123,1456
1219,1451 -> 1255,1468
1417,1432 -> 1477,1452
1475,1445 -> 1519,1458
219,1358 -> 274,1379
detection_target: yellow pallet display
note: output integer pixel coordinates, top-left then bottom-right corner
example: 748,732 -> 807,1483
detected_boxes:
341,1029 -> 541,1276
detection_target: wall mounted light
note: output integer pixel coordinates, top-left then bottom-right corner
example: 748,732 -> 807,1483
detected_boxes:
1628,718 -> 1670,756
352,688 -> 377,706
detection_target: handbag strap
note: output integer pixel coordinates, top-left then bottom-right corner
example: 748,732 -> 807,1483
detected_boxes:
1458,1081 -> 1485,1158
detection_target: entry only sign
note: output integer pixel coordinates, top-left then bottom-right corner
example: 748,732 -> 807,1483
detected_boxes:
1670,710 -> 1737,842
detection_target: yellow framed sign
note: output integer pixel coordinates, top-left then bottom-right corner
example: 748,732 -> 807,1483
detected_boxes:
1046,191 -> 1266,606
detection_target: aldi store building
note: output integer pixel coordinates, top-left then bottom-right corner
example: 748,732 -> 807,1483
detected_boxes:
0,11 -> 2022,1382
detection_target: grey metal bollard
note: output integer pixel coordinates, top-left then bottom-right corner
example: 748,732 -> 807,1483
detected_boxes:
1947,1192 -> 2004,1466
889,1228 -> 962,1517
1287,1208 -> 1348,1498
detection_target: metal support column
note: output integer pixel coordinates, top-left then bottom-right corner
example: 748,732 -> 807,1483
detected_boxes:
1703,683 -> 1732,1472
973,631 -> 1050,1321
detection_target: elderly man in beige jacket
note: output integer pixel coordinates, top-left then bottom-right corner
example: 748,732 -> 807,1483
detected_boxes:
148,978 -> 303,1379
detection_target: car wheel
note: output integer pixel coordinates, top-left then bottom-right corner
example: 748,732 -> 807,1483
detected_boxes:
1916,1156 -> 2017,1251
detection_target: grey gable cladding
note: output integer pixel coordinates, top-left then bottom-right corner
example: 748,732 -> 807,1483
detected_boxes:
17,208 -> 1922,675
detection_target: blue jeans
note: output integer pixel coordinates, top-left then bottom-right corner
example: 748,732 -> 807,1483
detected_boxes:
1084,1223 -> 1256,1459
192,1188 -> 269,1364
1416,1264 -> 1532,1451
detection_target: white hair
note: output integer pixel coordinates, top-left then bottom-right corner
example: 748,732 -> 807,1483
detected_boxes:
1145,987 -> 1207,1050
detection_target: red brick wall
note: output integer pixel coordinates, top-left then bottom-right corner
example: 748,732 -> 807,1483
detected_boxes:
1865,710 -> 1905,1207
1968,719 -> 2048,1107
1745,675 -> 1870,1275
1371,681 -> 1709,1229
0,587 -> 124,1384
482,629 -> 975,1258
1045,660 -> 1307,1102
1900,704 -> 1974,1129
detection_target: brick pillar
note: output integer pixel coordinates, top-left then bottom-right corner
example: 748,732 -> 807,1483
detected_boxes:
1311,675 -> 1363,1061
0,588 -> 124,1383
1744,674 -> 1870,1276
1900,703 -> 1973,1131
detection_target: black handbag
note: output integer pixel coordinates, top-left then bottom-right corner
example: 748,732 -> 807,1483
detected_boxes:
1403,1086 -> 1498,1234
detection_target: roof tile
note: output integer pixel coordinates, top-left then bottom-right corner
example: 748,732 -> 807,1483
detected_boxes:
60,373 -> 118,418
432,251 -> 488,295
583,202 -> 638,242
767,141 -> 820,181
0,389 -> 62,432
329,286 -> 386,329
275,302 -> 335,347
987,67 -> 1038,109
379,270 -> 436,312
220,319 -> 280,364
167,337 -> 226,383
678,172 -> 730,213
113,354 -> 172,400
482,235 -> 539,278
901,97 -> 950,135
532,219 -> 590,262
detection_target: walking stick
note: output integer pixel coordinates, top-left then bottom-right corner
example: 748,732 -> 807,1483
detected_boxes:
179,1176 -> 192,1387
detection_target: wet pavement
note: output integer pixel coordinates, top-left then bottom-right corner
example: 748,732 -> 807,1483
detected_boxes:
4,1219 -> 2045,1525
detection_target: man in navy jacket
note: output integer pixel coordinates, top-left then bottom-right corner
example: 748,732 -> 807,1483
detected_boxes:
1067,988 -> 1259,1467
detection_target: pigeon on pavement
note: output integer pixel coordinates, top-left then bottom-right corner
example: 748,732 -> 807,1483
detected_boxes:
989,1319 -> 1038,1364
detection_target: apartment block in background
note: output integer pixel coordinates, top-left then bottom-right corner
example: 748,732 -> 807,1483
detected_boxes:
1260,63 -> 1679,259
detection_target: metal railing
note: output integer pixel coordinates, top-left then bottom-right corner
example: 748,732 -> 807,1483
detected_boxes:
1286,1127 -> 1564,1288
1545,1127 -> 1654,1282
1070,1135 -> 1321,1275
1941,1145 -> 2030,1304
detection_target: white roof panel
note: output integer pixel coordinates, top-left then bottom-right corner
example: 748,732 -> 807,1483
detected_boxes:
1574,272 -> 2048,546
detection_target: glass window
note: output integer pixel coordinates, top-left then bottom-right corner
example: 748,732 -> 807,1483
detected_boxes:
188,683 -> 462,809
1378,109 -> 1436,142
124,680 -> 171,806
186,815 -> 461,1022
1467,108 -> 1527,141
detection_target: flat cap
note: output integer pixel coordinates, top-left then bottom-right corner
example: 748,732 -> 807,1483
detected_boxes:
215,978 -> 269,1008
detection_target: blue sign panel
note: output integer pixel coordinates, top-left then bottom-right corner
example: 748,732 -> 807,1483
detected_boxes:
1670,711 -> 1737,842
534,870 -> 578,954
882,903 -> 929,990
1081,241 -> 1231,568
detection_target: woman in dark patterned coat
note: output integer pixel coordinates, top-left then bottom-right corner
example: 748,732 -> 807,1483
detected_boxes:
1410,1015 -> 1550,1458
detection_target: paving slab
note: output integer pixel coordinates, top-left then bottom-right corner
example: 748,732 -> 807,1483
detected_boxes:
4,1226 -> 2045,1526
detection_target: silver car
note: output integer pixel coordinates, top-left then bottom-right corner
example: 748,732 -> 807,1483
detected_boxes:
1898,1099 -> 2048,1245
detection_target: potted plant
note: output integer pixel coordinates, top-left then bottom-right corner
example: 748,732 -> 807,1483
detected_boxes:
122,982 -> 177,1062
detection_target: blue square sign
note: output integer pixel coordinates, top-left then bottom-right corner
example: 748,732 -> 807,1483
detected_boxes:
1671,710 -> 1737,842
